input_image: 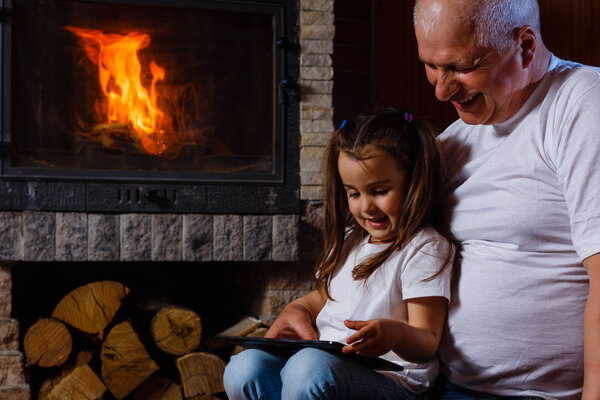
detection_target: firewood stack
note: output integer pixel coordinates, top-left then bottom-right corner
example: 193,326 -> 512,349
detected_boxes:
22,280 -> 268,400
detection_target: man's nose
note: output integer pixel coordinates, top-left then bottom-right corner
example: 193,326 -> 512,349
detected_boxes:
434,71 -> 460,102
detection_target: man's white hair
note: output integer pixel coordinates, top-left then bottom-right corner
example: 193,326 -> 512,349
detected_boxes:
414,0 -> 541,52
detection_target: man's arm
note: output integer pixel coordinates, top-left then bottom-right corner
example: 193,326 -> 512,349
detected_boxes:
264,289 -> 327,340
583,252 -> 600,400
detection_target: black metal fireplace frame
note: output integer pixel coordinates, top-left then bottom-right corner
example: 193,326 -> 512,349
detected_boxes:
0,0 -> 300,213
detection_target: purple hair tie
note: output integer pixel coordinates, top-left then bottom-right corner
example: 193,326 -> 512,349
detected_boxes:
404,112 -> 413,123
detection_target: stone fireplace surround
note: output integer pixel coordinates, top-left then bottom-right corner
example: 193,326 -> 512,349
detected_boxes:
0,0 -> 333,397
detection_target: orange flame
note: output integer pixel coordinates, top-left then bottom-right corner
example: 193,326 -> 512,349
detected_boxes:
67,26 -> 170,155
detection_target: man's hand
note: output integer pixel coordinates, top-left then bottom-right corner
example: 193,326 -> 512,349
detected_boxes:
264,290 -> 325,340
342,318 -> 402,357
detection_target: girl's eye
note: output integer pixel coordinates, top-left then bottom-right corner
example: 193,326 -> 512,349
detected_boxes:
347,192 -> 359,198
373,189 -> 389,196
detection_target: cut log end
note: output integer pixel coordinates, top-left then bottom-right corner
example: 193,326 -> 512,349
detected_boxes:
151,306 -> 202,356
24,318 -> 72,368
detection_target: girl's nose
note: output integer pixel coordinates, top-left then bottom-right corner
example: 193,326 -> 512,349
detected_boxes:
361,197 -> 376,214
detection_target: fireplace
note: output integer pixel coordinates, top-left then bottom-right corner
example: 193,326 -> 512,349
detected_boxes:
0,0 -> 334,397
2,0 -> 300,214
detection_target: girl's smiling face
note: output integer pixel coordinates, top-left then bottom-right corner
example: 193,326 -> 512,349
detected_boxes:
338,149 -> 410,244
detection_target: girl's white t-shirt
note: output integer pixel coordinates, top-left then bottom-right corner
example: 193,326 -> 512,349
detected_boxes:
315,227 -> 454,394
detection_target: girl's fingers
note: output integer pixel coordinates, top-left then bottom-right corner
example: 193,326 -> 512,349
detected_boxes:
344,320 -> 368,330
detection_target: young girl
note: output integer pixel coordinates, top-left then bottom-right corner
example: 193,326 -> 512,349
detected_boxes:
223,108 -> 455,399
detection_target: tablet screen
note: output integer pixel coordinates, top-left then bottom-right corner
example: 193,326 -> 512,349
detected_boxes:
226,336 -> 404,371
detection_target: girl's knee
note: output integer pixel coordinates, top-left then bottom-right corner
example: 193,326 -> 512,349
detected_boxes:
223,349 -> 285,400
280,348 -> 339,399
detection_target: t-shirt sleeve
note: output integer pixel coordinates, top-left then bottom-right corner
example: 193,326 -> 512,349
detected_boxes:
552,70 -> 600,261
400,231 -> 454,302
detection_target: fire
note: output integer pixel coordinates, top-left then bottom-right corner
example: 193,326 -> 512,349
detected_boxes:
66,26 -> 171,155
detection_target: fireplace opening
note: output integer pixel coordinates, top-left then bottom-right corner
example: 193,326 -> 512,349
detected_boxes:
1,0 -> 300,213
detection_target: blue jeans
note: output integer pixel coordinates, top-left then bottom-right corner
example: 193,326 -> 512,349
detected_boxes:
223,347 -> 419,400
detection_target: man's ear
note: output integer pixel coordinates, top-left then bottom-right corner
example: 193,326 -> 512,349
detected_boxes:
515,25 -> 537,68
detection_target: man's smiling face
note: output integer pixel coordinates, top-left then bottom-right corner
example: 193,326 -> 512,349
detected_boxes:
415,10 -> 527,125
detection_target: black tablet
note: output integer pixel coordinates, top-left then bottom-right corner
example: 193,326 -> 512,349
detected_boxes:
226,336 -> 404,371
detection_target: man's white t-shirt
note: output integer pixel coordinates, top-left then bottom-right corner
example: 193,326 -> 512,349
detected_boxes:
315,227 -> 454,394
438,55 -> 600,399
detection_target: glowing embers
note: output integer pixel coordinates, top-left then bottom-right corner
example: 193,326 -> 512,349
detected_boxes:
66,26 -> 177,156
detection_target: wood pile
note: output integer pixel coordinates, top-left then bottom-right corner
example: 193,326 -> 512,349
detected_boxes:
22,281 -> 268,400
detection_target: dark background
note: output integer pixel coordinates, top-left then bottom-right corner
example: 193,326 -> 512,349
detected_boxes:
333,0 -> 600,133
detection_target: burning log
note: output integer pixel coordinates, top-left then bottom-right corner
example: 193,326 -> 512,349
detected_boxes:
101,321 -> 160,399
52,281 -> 130,340
133,376 -> 183,400
23,318 -> 72,367
151,306 -> 202,356
176,352 -> 226,398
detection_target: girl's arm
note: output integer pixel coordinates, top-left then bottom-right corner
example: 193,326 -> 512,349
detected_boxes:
342,296 -> 447,363
264,289 -> 327,340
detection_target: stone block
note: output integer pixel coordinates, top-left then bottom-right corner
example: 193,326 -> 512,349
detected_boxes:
55,213 -> 87,261
272,215 -> 299,261
300,159 -> 322,173
214,215 -> 243,261
300,39 -> 333,55
120,214 -> 152,261
0,386 -> 31,400
301,10 -> 334,25
257,289 -> 311,318
301,186 -> 323,201
88,214 -> 119,261
183,215 -> 213,261
301,93 -> 332,107
0,319 -> 19,351
300,53 -> 332,67
0,352 -> 26,385
299,79 -> 333,95
0,265 -> 12,292
300,24 -> 335,40
243,216 -> 272,261
151,215 -> 183,261
301,133 -> 330,147
0,213 -> 22,261
301,0 -> 333,12
300,146 -> 325,161
23,212 -> 55,261
300,171 -> 322,186
300,118 -> 334,133
301,106 -> 334,121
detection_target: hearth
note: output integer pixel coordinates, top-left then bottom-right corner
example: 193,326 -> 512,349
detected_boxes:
1,0 -> 300,213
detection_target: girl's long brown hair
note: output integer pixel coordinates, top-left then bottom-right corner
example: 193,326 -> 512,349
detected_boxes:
315,108 -> 453,299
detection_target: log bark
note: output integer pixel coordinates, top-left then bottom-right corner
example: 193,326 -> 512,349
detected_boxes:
151,306 -> 202,356
176,352 -> 226,398
24,318 -> 72,367
52,281 -> 130,340
133,376 -> 183,400
101,321 -> 160,399
203,316 -> 262,351
45,364 -> 106,400
232,326 -> 268,356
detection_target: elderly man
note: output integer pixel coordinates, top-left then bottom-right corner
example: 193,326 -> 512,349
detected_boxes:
225,0 -> 600,399
414,0 -> 600,398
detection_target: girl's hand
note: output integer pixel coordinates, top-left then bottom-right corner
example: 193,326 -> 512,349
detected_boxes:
342,319 -> 403,357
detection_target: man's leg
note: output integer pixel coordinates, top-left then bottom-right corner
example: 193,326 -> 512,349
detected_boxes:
425,375 -> 544,400
223,348 -> 288,400
280,347 -> 420,400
